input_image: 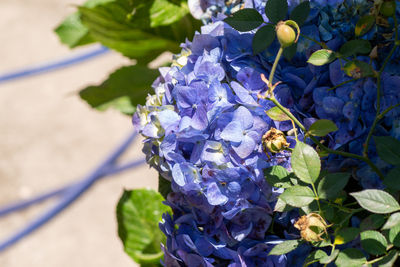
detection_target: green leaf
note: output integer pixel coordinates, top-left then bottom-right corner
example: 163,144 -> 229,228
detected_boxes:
339,39 -> 372,57
265,0 -> 288,24
304,250 -> 328,266
54,0 -> 114,48
266,106 -> 291,121
389,224 -> 400,247
269,239 -> 301,255
79,65 -> 159,115
374,136 -> 400,166
54,13 -> 94,48
350,189 -> 400,214
264,165 -> 293,188
158,175 -> 171,200
117,189 -> 171,264
148,0 -> 189,27
224,8 -> 264,32
383,212 -> 400,230
289,1 -> 310,26
307,49 -> 336,66
274,197 -> 294,212
384,167 -> 400,190
360,230 -> 388,255
319,249 -> 339,264
355,15 -> 375,37
343,60 -> 375,78
335,248 -> 366,267
376,250 -> 399,267
252,25 -> 276,54
279,185 -> 315,207
283,43 -> 297,61
308,119 -> 338,137
360,214 -> 385,231
317,172 -> 350,200
334,227 -> 360,245
78,0 -> 199,60
291,141 -> 321,184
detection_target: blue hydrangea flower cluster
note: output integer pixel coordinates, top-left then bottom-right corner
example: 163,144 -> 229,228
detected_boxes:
134,20 -> 299,265
134,0 -> 400,265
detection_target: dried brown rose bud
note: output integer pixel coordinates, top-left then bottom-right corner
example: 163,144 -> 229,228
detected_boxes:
262,128 -> 290,154
294,213 -> 329,242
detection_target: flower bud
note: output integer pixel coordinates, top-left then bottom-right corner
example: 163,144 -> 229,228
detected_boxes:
262,128 -> 290,154
276,23 -> 296,48
294,213 -> 329,242
380,1 -> 395,17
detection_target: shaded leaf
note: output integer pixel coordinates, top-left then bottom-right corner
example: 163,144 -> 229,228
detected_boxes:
266,106 -> 291,121
117,189 -> 171,264
317,172 -> 350,200
291,141 -> 321,184
384,167 -> 400,190
389,224 -> 400,247
308,119 -> 338,137
307,49 -> 336,66
335,248 -> 366,267
383,212 -> 400,230
360,230 -> 388,255
274,197 -> 294,212
355,15 -> 375,37
360,214 -> 385,231
376,250 -> 399,267
252,25 -> 276,54
289,1 -> 310,26
279,185 -> 315,207
264,165 -> 292,188
374,136 -> 400,166
269,239 -> 301,255
334,227 -> 360,245
320,249 -> 339,264
350,189 -> 400,214
283,43 -> 297,61
79,65 -> 159,114
339,39 -> 372,57
265,0 -> 288,24
158,175 -> 171,200
304,250 -> 328,266
224,8 -> 264,32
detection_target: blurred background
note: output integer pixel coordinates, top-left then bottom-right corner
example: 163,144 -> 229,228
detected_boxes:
0,0 -> 158,266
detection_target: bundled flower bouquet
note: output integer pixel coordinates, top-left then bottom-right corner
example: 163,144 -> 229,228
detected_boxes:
57,0 -> 400,266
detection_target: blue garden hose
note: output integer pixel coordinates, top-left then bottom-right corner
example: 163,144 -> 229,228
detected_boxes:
0,131 -> 146,252
0,45 -> 109,84
0,45 -> 147,252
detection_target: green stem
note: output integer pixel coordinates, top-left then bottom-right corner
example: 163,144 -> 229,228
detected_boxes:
268,47 -> 284,92
365,254 -> 387,265
377,103 -> 400,120
363,16 -> 399,158
311,183 -> 322,214
327,78 -> 360,91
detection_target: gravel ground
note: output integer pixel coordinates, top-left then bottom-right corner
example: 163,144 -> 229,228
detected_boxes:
0,1 -> 158,266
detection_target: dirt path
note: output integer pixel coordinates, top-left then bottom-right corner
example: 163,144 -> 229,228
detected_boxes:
0,1 -> 158,266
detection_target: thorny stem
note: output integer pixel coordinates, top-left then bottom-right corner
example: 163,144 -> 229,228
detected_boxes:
363,15 -> 399,158
311,183 -> 322,214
